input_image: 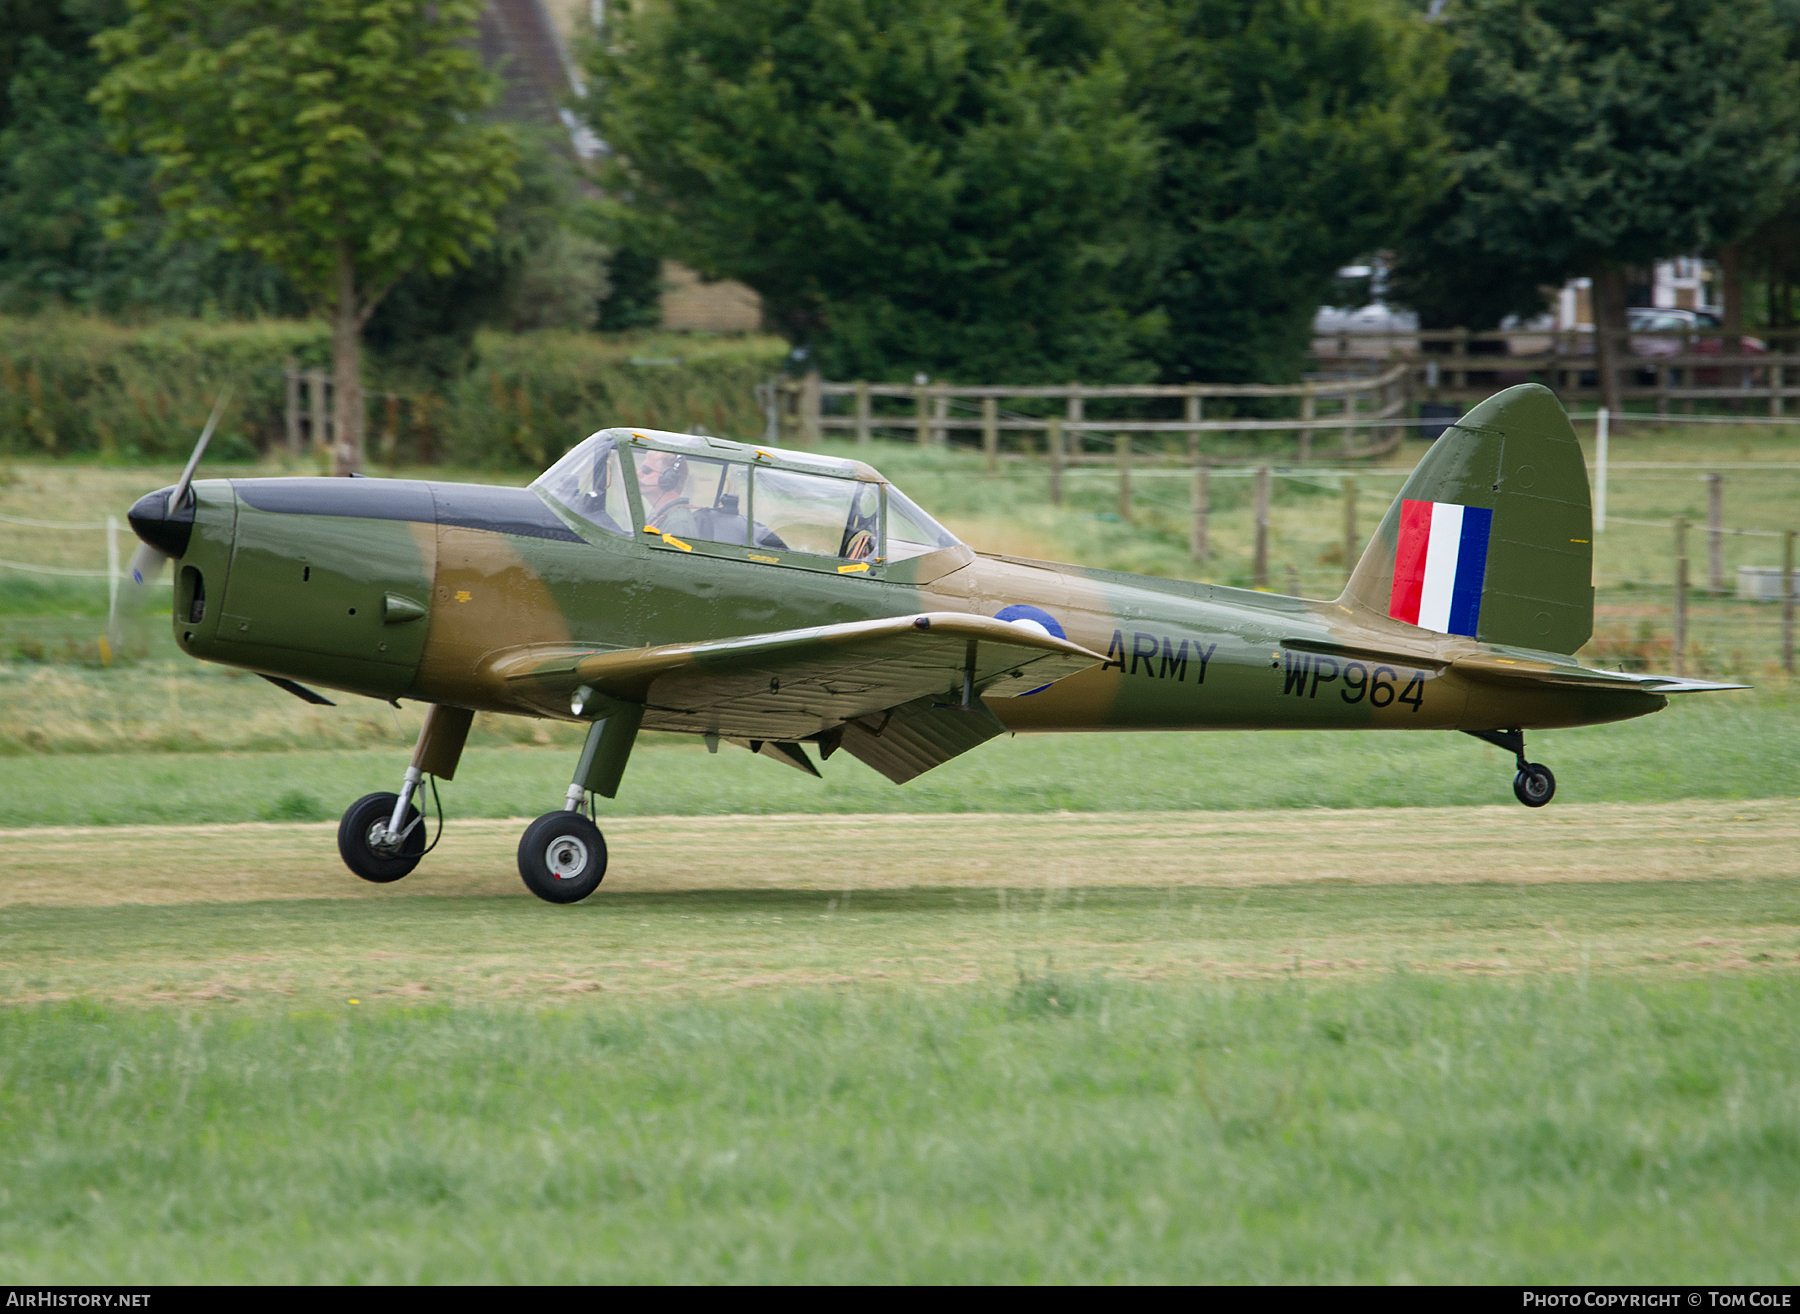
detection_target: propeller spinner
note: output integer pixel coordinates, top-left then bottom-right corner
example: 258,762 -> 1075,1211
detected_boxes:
117,388 -> 232,631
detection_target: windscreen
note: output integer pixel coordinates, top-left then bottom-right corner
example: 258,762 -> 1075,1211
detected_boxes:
532,435 -> 632,537
885,484 -> 960,561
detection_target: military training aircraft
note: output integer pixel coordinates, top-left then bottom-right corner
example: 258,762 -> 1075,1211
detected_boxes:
126,382 -> 1737,903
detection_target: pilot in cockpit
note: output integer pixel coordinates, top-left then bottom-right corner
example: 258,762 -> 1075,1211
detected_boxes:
639,450 -> 701,538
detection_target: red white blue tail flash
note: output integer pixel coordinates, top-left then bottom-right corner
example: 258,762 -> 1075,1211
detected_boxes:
1389,500 -> 1492,637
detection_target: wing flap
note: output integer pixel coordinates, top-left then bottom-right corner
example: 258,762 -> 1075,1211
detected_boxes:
837,695 -> 1008,785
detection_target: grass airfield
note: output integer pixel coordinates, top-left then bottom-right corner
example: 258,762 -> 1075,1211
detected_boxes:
2,430 -> 1799,1282
3,801 -> 1800,1281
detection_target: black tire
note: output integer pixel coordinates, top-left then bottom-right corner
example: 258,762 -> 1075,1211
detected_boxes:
518,811 -> 608,904
1513,763 -> 1556,808
338,791 -> 426,883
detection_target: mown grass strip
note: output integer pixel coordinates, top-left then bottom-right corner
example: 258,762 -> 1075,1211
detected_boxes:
1,977 -> 1797,1282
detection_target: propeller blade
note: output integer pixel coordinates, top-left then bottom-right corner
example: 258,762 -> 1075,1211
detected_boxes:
168,386 -> 233,513
127,541 -> 169,587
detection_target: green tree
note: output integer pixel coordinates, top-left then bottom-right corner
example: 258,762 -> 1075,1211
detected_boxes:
584,0 -> 1162,382
93,0 -> 519,472
0,0 -> 299,317
1740,0 -> 1800,335
366,130 -> 610,383
1388,0 -> 1800,405
1124,0 -> 1449,384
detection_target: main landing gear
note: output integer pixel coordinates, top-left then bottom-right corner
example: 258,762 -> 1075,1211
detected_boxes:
517,702 -> 640,903
335,700 -> 644,904
518,702 -> 642,903
1464,729 -> 1556,808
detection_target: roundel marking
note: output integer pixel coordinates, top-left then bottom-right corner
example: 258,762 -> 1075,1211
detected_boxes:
994,604 -> 1065,695
994,603 -> 1065,640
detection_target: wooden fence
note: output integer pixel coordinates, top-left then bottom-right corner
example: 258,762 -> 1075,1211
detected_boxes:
1311,328 -> 1800,415
769,360 -> 1416,467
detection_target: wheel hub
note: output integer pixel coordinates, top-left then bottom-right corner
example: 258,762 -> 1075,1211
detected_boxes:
365,820 -> 403,857
546,835 -> 589,880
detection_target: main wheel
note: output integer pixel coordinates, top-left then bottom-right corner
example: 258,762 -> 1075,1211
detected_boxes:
1513,763 -> 1556,808
338,791 -> 426,883
518,811 -> 608,904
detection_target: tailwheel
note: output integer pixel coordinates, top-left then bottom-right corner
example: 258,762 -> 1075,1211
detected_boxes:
518,811 -> 608,904
1513,763 -> 1556,808
338,791 -> 426,883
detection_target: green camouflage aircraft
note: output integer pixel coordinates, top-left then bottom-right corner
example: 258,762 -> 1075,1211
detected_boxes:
127,382 -> 1736,903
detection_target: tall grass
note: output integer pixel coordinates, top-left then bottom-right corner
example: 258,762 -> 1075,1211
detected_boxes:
1,977 -> 1796,1281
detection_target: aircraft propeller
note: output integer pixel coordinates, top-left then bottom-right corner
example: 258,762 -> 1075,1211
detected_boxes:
113,388 -> 232,640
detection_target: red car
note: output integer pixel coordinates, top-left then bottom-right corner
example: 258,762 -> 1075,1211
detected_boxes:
1627,308 -> 1765,385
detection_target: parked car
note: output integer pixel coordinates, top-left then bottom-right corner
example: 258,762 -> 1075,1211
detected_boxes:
1626,307 -> 1765,358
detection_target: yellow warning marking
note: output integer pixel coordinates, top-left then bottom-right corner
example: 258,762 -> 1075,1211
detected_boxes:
661,533 -> 693,552
454,590 -> 471,602
642,525 -> 660,534
1571,538 -> 1589,544
748,553 -> 780,564
837,562 -> 870,574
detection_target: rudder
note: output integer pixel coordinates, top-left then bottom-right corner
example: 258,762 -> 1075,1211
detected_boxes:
1342,383 -> 1592,654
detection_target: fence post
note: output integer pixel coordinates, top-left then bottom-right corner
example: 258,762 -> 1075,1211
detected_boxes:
1066,384 -> 1082,458
103,511 -> 118,644
931,392 -> 948,447
1343,477 -> 1357,582
1706,473 -> 1723,592
1253,465 -> 1270,589
914,384 -> 929,445
1190,444 -> 1209,562
381,394 -> 400,463
1673,517 -> 1689,677
1298,392 -> 1315,464
981,397 -> 998,473
1773,360 -> 1786,420
1048,417 -> 1064,506
1784,528 -> 1796,677
1594,407 -> 1609,533
306,369 -> 330,449
800,371 -> 822,446
284,356 -> 301,455
1112,431 -> 1130,523
854,381 -> 871,445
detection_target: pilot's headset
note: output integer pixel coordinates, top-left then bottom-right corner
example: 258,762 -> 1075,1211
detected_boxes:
655,453 -> 689,492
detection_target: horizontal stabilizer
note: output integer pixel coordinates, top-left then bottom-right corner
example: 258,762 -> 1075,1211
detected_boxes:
1453,653 -> 1748,694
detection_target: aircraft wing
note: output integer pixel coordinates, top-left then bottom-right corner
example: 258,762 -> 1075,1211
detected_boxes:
489,613 -> 1104,778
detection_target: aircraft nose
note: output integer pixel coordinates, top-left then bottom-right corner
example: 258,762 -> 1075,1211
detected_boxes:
127,485 -> 195,558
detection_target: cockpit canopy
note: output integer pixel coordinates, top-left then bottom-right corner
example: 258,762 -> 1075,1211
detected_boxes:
531,429 -> 961,565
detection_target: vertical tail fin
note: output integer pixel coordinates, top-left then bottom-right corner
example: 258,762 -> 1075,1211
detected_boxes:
1341,383 -> 1593,655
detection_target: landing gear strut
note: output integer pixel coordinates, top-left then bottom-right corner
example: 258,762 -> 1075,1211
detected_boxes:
1464,728 -> 1556,808
337,704 -> 473,883
518,701 -> 643,905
